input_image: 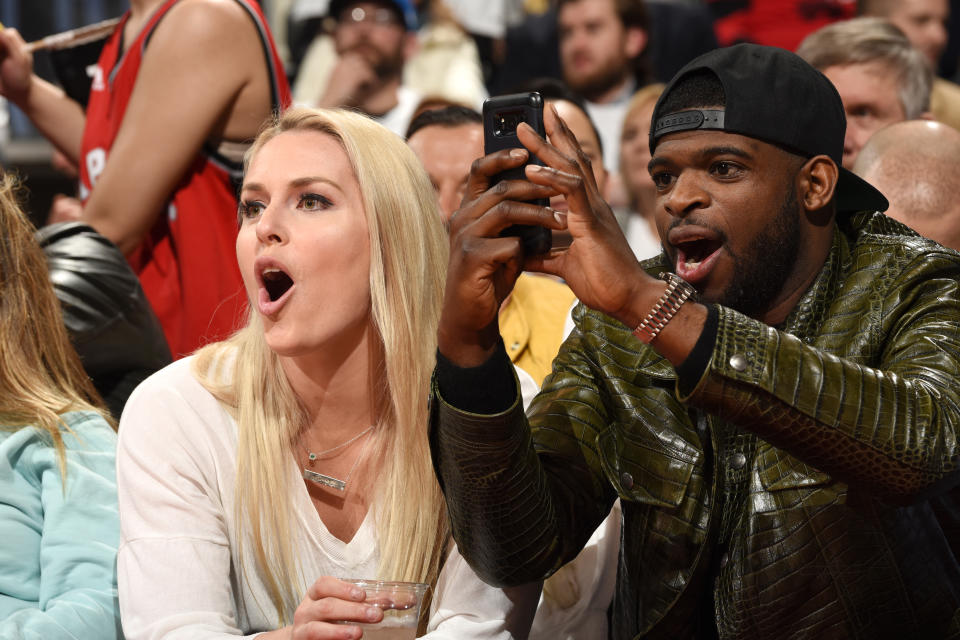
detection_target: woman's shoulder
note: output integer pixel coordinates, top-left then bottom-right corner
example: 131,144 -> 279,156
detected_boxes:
0,411 -> 112,450
59,410 -> 116,452
124,351 -> 231,406
119,352 -> 237,447
0,411 -> 115,485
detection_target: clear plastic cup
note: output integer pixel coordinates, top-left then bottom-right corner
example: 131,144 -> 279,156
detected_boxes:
339,579 -> 428,639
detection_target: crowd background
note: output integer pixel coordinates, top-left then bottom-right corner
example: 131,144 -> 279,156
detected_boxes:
4,0 -> 960,231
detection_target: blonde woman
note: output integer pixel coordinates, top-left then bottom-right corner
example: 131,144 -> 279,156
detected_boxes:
116,107 -> 539,639
0,174 -> 121,638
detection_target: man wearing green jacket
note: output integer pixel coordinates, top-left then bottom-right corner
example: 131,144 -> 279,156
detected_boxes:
430,43 -> 960,639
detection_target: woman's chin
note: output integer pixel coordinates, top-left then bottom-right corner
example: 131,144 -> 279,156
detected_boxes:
262,331 -> 309,358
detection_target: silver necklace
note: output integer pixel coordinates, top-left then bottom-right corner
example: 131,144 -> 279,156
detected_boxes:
301,425 -> 374,462
300,427 -> 374,492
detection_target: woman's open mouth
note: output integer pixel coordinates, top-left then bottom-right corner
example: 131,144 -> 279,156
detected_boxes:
255,260 -> 296,316
263,268 -> 293,302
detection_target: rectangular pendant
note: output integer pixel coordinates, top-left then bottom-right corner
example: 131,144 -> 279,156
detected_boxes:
303,468 -> 347,491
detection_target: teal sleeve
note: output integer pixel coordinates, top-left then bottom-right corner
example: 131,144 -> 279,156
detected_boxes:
0,412 -> 123,640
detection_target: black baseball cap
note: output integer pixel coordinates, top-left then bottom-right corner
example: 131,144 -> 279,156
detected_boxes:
649,43 -> 888,214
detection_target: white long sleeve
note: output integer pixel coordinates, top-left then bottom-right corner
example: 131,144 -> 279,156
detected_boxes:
117,357 -> 538,639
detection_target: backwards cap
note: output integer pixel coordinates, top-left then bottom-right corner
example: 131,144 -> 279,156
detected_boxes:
650,43 -> 888,214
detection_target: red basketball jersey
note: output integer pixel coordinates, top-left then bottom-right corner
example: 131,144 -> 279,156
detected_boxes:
79,0 -> 291,358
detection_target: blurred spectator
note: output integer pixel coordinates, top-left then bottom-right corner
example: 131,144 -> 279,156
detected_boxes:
617,82 -> 664,260
405,103 -> 576,390
37,222 -> 171,420
293,0 -> 485,129
707,0 -> 855,50
557,0 -> 649,177
858,0 -> 960,131
859,0 -> 949,66
0,1 -> 126,141
294,0 -> 422,135
797,17 -> 932,167
0,172 -> 121,639
853,119 -> 960,250
0,2 -> 124,226
405,104 -> 483,217
0,0 -> 292,358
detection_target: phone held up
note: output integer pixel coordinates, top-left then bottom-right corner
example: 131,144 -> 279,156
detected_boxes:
482,92 -> 553,255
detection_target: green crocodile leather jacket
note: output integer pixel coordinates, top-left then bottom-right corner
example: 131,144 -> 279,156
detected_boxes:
431,211 -> 960,639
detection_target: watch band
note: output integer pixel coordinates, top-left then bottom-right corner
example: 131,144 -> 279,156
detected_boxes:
632,272 -> 697,344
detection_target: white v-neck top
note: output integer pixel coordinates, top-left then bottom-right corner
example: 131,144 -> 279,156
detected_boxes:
116,357 -> 539,639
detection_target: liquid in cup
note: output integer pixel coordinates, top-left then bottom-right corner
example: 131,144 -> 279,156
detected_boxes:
339,579 -> 428,639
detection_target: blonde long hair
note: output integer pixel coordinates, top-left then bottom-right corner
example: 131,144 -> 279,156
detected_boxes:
0,173 -> 111,479
193,107 -> 450,625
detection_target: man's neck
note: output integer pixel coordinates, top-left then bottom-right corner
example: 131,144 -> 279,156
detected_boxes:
759,225 -> 834,327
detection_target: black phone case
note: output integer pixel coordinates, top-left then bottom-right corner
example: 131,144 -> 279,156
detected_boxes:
482,92 -> 552,255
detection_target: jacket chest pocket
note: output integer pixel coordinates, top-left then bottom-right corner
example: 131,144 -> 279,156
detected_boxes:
754,443 -> 834,492
596,421 -> 700,507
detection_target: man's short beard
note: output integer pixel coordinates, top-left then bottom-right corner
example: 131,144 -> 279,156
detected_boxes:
717,184 -> 802,319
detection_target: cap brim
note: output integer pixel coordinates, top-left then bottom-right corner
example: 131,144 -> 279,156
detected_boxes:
835,167 -> 888,214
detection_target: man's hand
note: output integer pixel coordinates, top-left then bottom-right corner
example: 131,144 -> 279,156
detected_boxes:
437,147 -> 563,367
0,27 -> 34,106
316,52 -> 376,109
521,104 -> 658,329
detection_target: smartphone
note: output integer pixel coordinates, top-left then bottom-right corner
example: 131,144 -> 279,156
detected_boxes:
482,92 -> 552,255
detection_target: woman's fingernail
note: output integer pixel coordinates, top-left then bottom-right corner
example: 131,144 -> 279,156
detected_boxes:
366,606 -> 381,620
351,588 -> 365,599
510,148 -> 527,159
553,209 -> 567,225
528,164 -> 545,173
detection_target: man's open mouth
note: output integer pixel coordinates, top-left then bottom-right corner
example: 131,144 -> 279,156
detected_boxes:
675,236 -> 722,269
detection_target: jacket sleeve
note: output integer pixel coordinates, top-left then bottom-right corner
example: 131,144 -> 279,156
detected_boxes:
430,321 -> 620,588
680,249 -> 960,504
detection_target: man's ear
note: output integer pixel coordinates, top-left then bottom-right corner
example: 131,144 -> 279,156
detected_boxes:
799,155 -> 838,213
624,26 -> 646,59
